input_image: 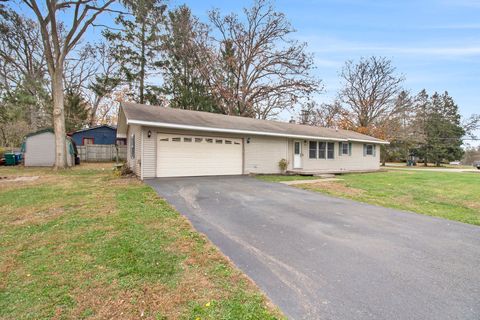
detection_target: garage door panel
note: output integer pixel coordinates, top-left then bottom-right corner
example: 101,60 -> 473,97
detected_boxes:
157,134 -> 242,177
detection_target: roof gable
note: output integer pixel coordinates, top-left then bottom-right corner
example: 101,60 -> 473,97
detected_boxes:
71,125 -> 117,135
25,128 -> 54,138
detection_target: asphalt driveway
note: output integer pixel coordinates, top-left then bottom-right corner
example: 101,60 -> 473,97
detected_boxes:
146,176 -> 480,320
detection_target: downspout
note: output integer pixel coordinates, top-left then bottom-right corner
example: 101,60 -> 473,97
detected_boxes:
242,137 -> 245,175
140,128 -> 144,180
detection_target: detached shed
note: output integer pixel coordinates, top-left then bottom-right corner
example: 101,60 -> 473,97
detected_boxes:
70,125 -> 123,146
23,129 -> 76,167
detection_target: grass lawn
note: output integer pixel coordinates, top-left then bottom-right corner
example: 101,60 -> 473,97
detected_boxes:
385,162 -> 475,169
0,164 -> 282,320
259,171 -> 480,226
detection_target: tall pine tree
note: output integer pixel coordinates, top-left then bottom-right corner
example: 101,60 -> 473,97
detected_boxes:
161,6 -> 217,112
415,91 -> 465,165
104,0 -> 166,104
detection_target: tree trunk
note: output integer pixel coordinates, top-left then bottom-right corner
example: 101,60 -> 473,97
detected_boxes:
52,66 -> 67,169
139,23 -> 146,104
89,97 -> 100,127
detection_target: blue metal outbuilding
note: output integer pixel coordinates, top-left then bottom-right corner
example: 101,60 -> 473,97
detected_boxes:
70,125 -> 122,146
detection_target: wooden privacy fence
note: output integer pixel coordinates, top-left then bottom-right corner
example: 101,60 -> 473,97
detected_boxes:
77,145 -> 127,162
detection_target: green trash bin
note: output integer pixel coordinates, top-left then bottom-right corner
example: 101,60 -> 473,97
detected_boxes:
5,153 -> 17,166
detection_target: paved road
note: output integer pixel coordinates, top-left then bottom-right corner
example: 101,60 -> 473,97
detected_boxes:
146,176 -> 480,320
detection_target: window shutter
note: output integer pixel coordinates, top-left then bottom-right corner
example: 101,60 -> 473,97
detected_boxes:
349,143 -> 352,156
373,144 -> 376,156
363,144 -> 366,156
338,142 -> 342,156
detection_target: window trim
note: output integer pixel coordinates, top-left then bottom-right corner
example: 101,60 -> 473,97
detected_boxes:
340,142 -> 350,156
318,141 -> 326,159
327,142 -> 335,160
365,144 -> 374,156
309,141 -> 317,159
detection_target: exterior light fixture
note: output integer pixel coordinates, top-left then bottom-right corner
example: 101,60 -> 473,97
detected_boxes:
147,130 -> 152,138
247,137 -> 251,144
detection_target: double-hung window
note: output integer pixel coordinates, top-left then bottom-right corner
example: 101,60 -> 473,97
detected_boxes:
318,142 -> 326,159
327,142 -> 335,159
309,141 -> 317,159
365,144 -> 374,156
310,141 -> 335,159
342,142 -> 349,155
339,142 -> 351,156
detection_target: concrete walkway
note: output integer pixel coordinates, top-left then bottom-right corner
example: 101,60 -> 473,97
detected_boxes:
280,178 -> 342,185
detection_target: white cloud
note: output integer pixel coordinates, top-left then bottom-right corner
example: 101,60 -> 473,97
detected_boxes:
302,35 -> 480,58
425,23 -> 480,30
313,58 -> 342,68
349,46 -> 480,57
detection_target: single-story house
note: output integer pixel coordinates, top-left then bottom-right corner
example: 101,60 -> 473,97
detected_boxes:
116,102 -> 388,179
70,125 -> 126,146
22,128 -> 77,167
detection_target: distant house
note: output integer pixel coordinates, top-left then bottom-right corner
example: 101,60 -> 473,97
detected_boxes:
70,125 -> 126,146
23,129 -> 76,167
117,102 -> 388,179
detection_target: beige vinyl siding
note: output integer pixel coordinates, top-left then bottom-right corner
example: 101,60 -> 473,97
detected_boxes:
141,127 -> 244,178
135,128 -> 141,174
244,136 -> 288,174
287,140 -> 380,171
142,128 -> 157,178
126,125 -> 142,175
146,128 -> 289,175
126,125 -> 380,178
146,127 -> 244,140
24,132 -> 56,167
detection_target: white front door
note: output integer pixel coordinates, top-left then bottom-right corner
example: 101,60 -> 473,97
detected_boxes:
293,141 -> 302,168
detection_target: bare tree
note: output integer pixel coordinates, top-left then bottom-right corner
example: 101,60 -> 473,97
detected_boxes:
21,0 -> 117,168
463,114 -> 480,139
0,8 -> 50,131
298,100 -> 351,128
87,43 -> 121,125
63,44 -> 98,96
338,56 -> 404,133
203,0 -> 320,119
0,9 -> 45,92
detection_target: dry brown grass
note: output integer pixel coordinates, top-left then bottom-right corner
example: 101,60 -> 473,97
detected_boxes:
0,165 -> 282,320
300,181 -> 365,196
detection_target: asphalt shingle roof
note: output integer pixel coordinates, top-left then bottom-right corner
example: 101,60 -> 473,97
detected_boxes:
121,102 -> 387,144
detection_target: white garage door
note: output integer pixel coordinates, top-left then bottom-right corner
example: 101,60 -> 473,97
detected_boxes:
157,134 -> 243,177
